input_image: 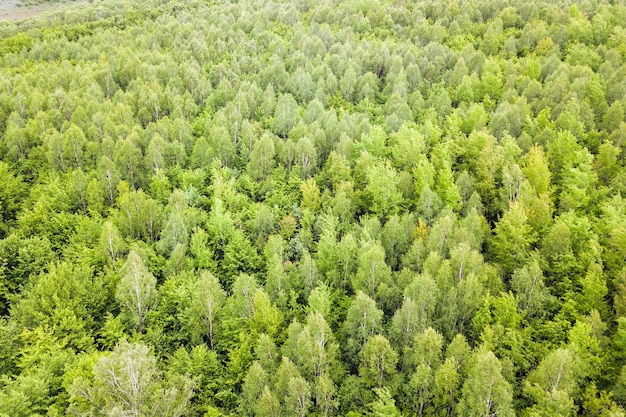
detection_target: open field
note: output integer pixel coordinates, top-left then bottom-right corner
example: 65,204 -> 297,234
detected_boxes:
0,0 -> 82,22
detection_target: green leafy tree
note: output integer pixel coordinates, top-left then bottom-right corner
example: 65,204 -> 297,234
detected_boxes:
523,145 -> 552,195
14,261 -> 107,353
0,235 -> 54,313
254,333 -> 278,373
297,312 -> 339,379
365,160 -> 403,221
168,345 -> 223,413
222,230 -> 261,279
344,291 -> 384,364
510,257 -> 553,318
285,376 -> 312,417
275,94 -> 299,137
191,271 -> 226,348
274,356 -> 302,400
0,162 -> 27,238
249,289 -> 283,338
336,232 -> 358,289
69,341 -> 193,417
407,364 -> 435,417
255,386 -> 281,417
524,348 -> 577,416
115,250 -> 158,332
189,227 -> 218,271
359,335 -> 398,389
241,361 -> 269,415
352,240 -> 392,298
369,387 -> 402,417
490,201 -> 536,274
458,349 -> 514,417
393,274 -> 439,348
315,373 -> 338,417
307,283 -> 332,319
99,221 -> 126,266
248,132 -> 276,180
158,189 -> 189,254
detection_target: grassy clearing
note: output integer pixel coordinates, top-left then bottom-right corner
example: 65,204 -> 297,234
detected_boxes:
0,0 -> 84,22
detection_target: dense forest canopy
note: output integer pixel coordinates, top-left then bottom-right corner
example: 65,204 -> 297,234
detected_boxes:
1,0 -> 626,415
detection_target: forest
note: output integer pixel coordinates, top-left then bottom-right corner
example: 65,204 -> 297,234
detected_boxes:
1,0 -> 626,415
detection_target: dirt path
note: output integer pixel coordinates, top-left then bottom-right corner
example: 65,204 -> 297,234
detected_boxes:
0,0 -> 78,22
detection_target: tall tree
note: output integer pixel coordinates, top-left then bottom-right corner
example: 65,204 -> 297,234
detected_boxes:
359,335 -> 398,389
344,291 -> 384,365
0,162 -> 27,238
352,240 -> 392,298
458,349 -> 514,417
69,341 -> 193,417
191,271 -> 226,348
115,250 -> 158,332
285,376 -> 312,417
365,160 -> 403,221
524,348 -> 576,416
241,361 -> 269,416
490,201 -> 536,274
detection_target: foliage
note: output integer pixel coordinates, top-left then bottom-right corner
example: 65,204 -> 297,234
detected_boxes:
0,0 -> 625,415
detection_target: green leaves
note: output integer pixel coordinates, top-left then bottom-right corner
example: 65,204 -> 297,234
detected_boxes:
364,160 -> 403,221
191,271 -> 225,348
352,240 -> 392,298
116,250 -> 158,332
458,349 -> 514,417
69,341 -> 194,417
0,162 -> 27,239
359,335 -> 398,389
0,0 -> 626,416
491,201 -> 536,274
